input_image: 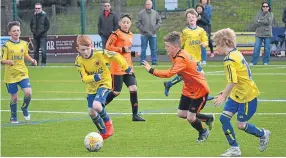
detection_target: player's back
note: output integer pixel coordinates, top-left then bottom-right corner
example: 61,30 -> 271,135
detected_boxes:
106,29 -> 134,75
224,49 -> 260,103
172,50 -> 210,99
1,40 -> 29,83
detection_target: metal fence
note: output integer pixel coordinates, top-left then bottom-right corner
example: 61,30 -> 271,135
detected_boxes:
1,0 -> 285,51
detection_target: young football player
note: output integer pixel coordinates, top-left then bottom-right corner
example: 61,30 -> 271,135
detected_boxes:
213,28 -> 270,157
142,31 -> 214,142
105,13 -> 145,121
163,9 -> 213,100
75,35 -> 131,139
1,21 -> 37,123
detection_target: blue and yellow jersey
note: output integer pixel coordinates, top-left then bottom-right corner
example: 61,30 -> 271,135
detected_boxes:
1,40 -> 29,83
223,48 -> 260,103
75,49 -> 129,94
181,26 -> 208,62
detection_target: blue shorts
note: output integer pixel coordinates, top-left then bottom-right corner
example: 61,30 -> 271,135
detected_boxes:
86,87 -> 111,108
6,78 -> 31,94
223,97 -> 258,122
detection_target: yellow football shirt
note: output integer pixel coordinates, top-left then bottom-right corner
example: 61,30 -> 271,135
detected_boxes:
1,40 -> 29,83
75,49 -> 129,94
181,26 -> 208,62
223,48 -> 260,103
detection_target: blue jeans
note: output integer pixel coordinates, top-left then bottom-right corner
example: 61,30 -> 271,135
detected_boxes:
34,36 -> 47,64
140,35 -> 157,64
201,46 -> 207,62
100,36 -> 108,49
251,36 -> 271,65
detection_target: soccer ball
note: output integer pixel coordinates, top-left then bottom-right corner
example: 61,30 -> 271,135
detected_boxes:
84,132 -> 104,152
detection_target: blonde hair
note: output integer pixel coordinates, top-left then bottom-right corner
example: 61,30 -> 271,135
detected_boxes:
212,28 -> 236,48
185,8 -> 198,18
163,31 -> 181,47
76,35 -> 92,47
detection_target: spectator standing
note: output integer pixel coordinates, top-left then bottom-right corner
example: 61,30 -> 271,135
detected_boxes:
97,0 -> 119,49
283,7 -> 286,28
136,0 -> 162,65
200,0 -> 214,64
250,1 -> 274,65
30,3 -> 50,66
196,4 -> 210,65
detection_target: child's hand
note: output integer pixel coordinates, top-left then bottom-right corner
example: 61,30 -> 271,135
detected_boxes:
214,91 -> 225,107
32,59 -> 37,66
142,60 -> 151,71
6,60 -> 14,66
210,53 -> 215,58
201,42 -> 207,48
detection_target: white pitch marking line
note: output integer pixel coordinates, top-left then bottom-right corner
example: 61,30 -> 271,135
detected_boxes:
1,98 -> 286,102
1,110 -> 286,115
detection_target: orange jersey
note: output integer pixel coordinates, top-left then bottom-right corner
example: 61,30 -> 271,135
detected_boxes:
106,29 -> 134,75
152,50 -> 210,99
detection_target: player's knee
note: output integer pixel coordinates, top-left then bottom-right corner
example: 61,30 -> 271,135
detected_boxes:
129,85 -> 137,91
237,122 -> 247,130
24,91 -> 32,97
220,114 -> 231,124
113,91 -> 120,96
92,101 -> 103,112
177,111 -> 187,119
11,94 -> 18,103
88,110 -> 96,117
186,115 -> 196,123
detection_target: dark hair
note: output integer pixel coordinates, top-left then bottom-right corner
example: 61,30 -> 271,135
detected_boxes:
196,4 -> 205,12
261,1 -> 271,12
199,0 -> 209,4
35,2 -> 42,6
120,13 -> 132,20
7,21 -> 20,31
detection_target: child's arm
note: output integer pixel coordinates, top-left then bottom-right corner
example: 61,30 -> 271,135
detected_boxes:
103,50 -> 131,73
1,46 -> 14,66
105,33 -> 124,54
142,57 -> 186,78
24,55 -> 37,66
214,82 -> 236,106
75,59 -> 99,83
200,30 -> 209,48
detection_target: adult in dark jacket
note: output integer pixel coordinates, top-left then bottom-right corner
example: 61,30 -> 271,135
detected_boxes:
97,1 -> 119,49
196,4 -> 210,65
30,3 -> 50,66
283,8 -> 286,29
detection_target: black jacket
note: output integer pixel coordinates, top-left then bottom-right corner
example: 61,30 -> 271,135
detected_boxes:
97,10 -> 119,38
197,12 -> 210,34
283,8 -> 286,28
30,11 -> 50,39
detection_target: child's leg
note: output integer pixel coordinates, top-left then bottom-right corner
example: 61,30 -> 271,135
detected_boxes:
163,75 -> 182,96
105,75 -> 122,106
6,83 -> 19,122
237,98 -> 265,138
125,74 -> 145,121
19,79 -> 32,119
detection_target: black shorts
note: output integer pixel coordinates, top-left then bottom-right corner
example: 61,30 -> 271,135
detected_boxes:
178,94 -> 208,113
112,74 -> 137,92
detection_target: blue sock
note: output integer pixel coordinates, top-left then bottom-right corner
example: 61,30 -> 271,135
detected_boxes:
91,114 -> 106,134
220,114 -> 239,147
10,101 -> 17,120
169,75 -> 183,86
21,96 -> 31,116
98,108 -> 110,122
243,123 -> 264,137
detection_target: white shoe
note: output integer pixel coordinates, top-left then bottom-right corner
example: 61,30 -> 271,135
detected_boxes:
220,147 -> 241,157
202,61 -> 207,65
259,129 -> 271,152
249,63 -> 254,66
24,114 -> 31,121
10,120 -> 19,124
263,63 -> 268,65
